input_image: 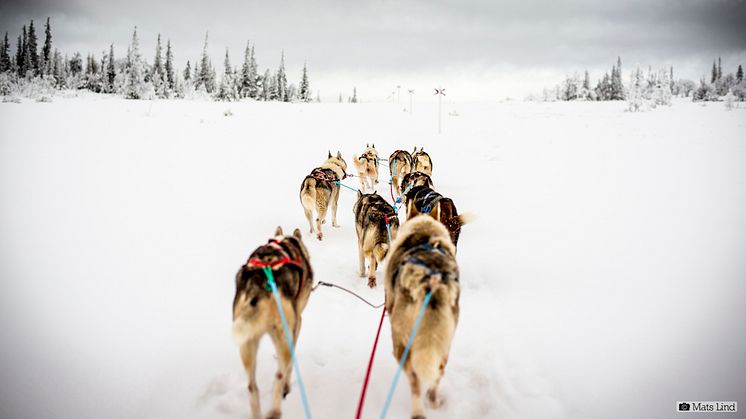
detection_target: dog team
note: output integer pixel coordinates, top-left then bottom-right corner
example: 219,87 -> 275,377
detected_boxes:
232,144 -> 470,419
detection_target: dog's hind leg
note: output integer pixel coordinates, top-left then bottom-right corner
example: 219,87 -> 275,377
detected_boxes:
316,202 -> 328,241
367,252 -> 377,288
330,186 -> 341,228
267,316 -> 294,419
240,338 -> 262,419
358,240 -> 366,278
426,358 -> 447,409
303,208 -> 314,235
406,365 -> 426,419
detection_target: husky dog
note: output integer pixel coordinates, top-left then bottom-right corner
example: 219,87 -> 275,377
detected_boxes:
389,149 -> 413,196
399,171 -> 433,198
353,191 -> 399,287
233,227 -> 314,419
299,151 -> 347,240
384,216 -> 459,419
412,147 -> 433,175
352,144 -> 379,193
403,185 -> 469,248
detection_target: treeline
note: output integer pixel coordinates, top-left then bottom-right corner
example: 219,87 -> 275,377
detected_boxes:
0,18 -> 356,102
532,56 -> 745,104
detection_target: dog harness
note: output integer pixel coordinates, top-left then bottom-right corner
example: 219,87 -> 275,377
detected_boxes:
246,239 -> 306,299
391,242 -> 451,288
420,191 -> 443,214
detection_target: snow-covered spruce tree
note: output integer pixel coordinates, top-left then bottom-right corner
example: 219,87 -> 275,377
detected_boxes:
0,32 -> 10,73
627,66 -> 645,112
216,48 -> 238,101
595,72 -> 611,100
316,90 -> 321,102
652,68 -> 672,107
196,33 -> 214,93
737,65 -> 744,84
351,86 -> 358,103
42,18 -> 52,75
286,83 -> 298,102
67,52 -> 83,88
299,61 -> 310,102
165,40 -> 175,94
239,42 -> 253,98
260,69 -> 270,100
561,73 -> 579,100
106,44 -> 116,92
693,77 -> 715,102
276,50 -> 287,102
711,60 -> 717,84
124,27 -> 153,99
717,57 -> 722,81
16,27 -> 25,76
268,72 -> 278,101
152,34 -> 167,98
338,92 -> 342,103
610,57 -> 625,100
27,20 -> 39,75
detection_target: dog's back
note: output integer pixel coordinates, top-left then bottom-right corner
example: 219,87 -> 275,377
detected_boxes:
384,216 -> 459,417
412,147 -> 433,175
354,192 -> 399,287
400,171 -> 433,194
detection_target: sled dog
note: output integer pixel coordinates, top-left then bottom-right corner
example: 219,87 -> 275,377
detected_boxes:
352,144 -> 379,193
412,147 -> 433,175
403,185 -> 469,248
233,227 -> 314,419
389,149 -> 413,196
384,215 -> 460,419
399,171 -> 433,197
299,151 -> 347,240
353,191 -> 399,287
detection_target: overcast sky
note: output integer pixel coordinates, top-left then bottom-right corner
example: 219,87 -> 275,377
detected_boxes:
1,0 -> 745,100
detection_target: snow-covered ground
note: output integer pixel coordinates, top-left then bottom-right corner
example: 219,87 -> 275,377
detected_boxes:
1,95 -> 744,419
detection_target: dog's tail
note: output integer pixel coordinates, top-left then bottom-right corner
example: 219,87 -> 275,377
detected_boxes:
300,176 -> 317,211
458,212 -> 476,225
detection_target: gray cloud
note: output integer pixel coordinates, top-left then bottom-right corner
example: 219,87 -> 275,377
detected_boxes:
0,0 -> 744,98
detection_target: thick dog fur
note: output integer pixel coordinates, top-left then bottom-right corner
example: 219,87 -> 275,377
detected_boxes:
412,147 -> 433,175
299,151 -> 347,240
352,144 -> 379,193
399,171 -> 433,196
233,227 -> 314,419
389,149 -> 413,196
384,216 -> 460,419
353,191 -> 399,287
403,185 -> 468,249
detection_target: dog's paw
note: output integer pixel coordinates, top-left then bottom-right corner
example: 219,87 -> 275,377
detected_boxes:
316,232 -> 323,241
265,410 -> 281,419
359,270 -> 367,278
332,223 -> 340,228
367,277 -> 377,288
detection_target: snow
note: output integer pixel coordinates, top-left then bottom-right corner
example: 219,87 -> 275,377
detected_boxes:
1,95 -> 745,419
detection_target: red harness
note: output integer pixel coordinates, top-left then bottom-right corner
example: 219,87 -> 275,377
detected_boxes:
246,240 -> 306,299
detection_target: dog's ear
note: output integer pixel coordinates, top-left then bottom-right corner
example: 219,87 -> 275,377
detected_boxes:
372,143 -> 375,149
357,190 -> 362,199
328,150 -> 332,158
275,226 -> 283,236
366,143 -> 369,148
293,228 -> 302,240
412,146 -> 416,154
337,151 -> 342,159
